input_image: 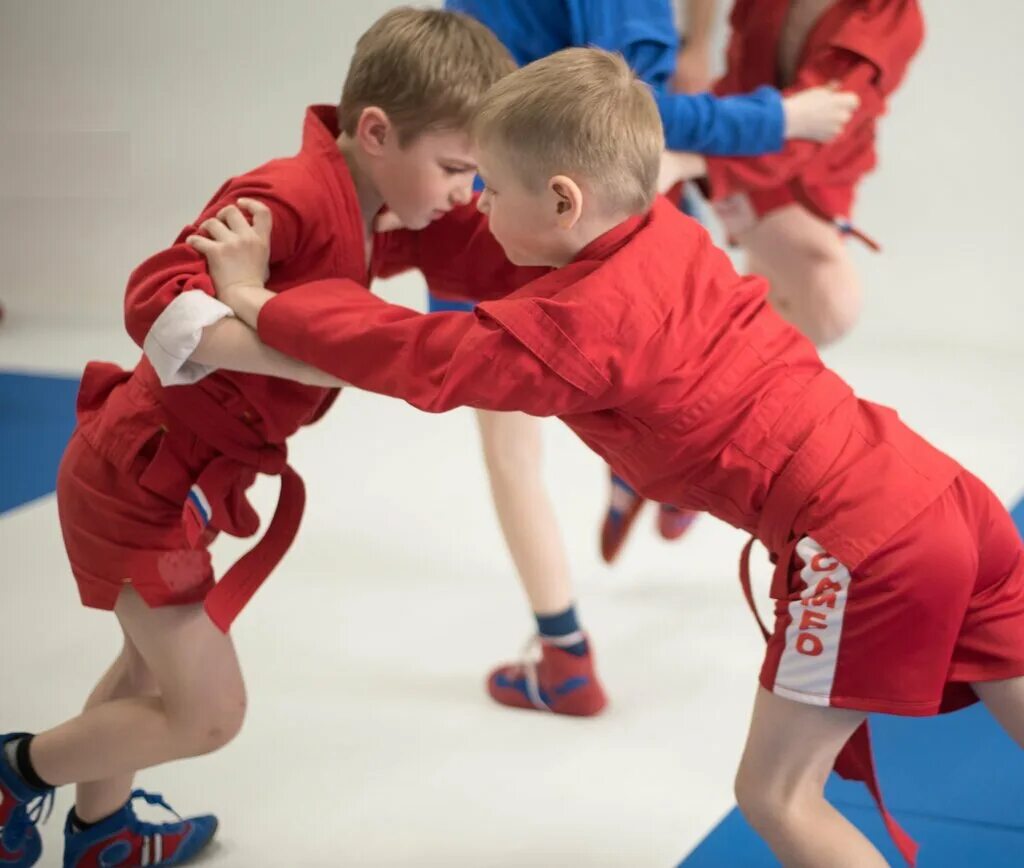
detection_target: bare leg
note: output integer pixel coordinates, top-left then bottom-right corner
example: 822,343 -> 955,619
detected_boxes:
73,637 -> 158,821
973,676 -> 1024,747
734,687 -> 888,867
29,587 -> 246,796
475,410 -> 574,616
741,203 -> 862,347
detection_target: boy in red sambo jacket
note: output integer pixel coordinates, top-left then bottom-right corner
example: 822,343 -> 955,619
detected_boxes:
199,48 -> 1024,867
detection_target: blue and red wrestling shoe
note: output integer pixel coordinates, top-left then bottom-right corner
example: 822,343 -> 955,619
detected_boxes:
62,789 -> 217,867
487,636 -> 607,716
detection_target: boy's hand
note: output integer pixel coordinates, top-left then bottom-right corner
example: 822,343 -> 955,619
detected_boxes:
187,197 -> 273,298
782,83 -> 860,143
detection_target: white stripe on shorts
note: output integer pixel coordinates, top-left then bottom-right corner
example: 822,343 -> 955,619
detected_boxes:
771,536 -> 852,705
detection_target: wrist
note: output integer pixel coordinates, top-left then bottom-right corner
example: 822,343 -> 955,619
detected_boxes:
781,97 -> 796,137
222,284 -> 272,329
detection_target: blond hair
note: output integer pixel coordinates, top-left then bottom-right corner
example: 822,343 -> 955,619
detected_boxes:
473,48 -> 663,214
339,7 -> 516,146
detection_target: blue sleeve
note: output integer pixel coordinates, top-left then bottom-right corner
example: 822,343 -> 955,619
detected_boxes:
571,0 -> 786,156
569,0 -> 678,89
655,85 -> 785,156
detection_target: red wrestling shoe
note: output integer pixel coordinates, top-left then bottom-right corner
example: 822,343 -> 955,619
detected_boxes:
600,474 -> 645,563
657,504 -> 698,542
487,636 -> 607,716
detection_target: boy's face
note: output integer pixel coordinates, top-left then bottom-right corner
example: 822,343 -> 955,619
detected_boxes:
374,128 -> 478,230
475,147 -> 567,267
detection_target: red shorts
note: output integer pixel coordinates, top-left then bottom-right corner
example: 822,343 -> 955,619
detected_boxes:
712,183 -> 857,240
761,471 -> 1024,716
57,374 -> 217,611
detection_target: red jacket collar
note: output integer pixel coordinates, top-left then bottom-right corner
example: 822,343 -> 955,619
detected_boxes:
572,212 -> 647,263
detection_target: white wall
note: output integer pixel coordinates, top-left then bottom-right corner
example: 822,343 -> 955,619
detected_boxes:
0,0 -> 420,330
841,0 -> 1024,350
1,0 -> 1021,350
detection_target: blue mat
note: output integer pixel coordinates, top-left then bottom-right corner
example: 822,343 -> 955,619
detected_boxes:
679,496 -> 1024,866
683,800 -> 1024,868
0,371 -> 80,514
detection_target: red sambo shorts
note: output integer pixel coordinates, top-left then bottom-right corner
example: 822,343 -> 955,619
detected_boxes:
761,470 -> 1024,715
56,372 -> 217,611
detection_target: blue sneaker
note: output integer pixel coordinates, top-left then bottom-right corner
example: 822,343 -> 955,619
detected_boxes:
63,790 -> 217,867
0,733 -> 54,867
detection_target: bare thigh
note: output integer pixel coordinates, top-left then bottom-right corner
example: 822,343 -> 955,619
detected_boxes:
114,586 -> 246,740
741,204 -> 861,346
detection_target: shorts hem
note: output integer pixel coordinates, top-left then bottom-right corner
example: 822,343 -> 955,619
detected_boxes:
950,661 -> 1024,684
765,679 -> 942,717
75,575 -> 213,611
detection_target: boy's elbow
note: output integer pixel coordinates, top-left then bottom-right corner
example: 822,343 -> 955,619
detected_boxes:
123,271 -> 154,348
123,305 -> 148,349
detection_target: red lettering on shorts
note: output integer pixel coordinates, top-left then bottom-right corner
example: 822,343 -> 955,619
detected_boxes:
799,609 -> 829,631
794,547 -> 844,657
807,577 -> 842,609
796,633 -> 824,656
810,553 -> 839,572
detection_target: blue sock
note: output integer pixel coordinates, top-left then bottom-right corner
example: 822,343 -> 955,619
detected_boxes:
609,474 -> 640,518
536,605 -> 587,656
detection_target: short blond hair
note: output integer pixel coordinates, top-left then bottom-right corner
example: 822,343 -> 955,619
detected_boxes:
473,48 -> 663,214
339,7 -> 516,146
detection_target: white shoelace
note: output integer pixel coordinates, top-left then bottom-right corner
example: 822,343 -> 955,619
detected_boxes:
518,630 -> 586,711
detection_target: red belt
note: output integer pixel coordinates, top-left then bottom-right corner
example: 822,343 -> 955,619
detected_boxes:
150,368 -> 306,633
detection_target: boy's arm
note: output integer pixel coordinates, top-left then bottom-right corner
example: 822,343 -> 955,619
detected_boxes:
658,151 -> 709,193
222,282 -> 600,417
574,0 -> 784,156
125,173 -> 303,386
654,86 -> 786,156
671,0 -> 716,93
189,316 -> 347,388
176,197 -> 347,388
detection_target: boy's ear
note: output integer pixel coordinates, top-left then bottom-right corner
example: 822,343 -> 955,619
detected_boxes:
355,106 -> 392,155
550,175 -> 584,229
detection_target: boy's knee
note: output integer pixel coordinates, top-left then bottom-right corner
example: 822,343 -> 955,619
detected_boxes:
734,771 -> 796,835
173,686 -> 247,756
780,263 -> 861,346
734,760 -> 829,836
808,283 -> 861,346
734,766 -> 772,829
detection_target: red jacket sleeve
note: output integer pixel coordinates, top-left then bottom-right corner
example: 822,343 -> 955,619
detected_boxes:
124,171 -> 304,385
373,199 -> 546,303
256,279 -> 604,416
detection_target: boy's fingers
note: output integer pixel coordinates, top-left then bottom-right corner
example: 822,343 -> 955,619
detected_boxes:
238,198 -> 273,241
199,217 -> 233,242
186,235 -> 215,254
217,204 -> 251,234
